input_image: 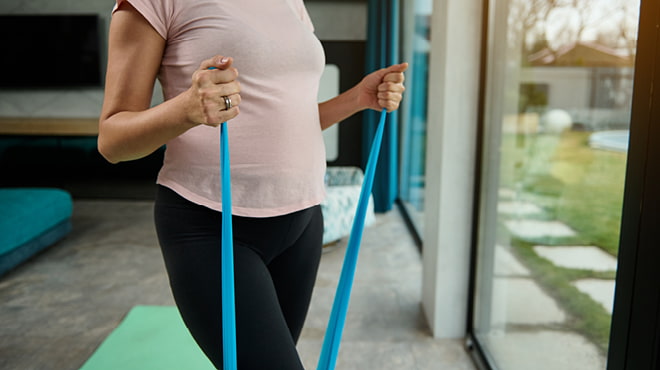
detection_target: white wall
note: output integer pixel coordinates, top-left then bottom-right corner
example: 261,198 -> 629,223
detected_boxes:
421,0 -> 483,338
521,67 -> 591,110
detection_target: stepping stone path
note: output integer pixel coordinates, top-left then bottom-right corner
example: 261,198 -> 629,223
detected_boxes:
533,245 -> 618,272
573,279 -> 616,314
495,245 -> 531,276
485,190 -> 618,369
505,219 -> 577,239
532,245 -> 617,314
481,331 -> 607,370
498,201 -> 543,216
490,277 -> 567,327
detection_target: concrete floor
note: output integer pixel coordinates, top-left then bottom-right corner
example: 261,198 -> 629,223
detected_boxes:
0,199 -> 477,370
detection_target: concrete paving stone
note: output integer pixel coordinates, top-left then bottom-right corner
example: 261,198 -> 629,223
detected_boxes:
573,279 -> 616,314
497,201 -> 543,216
505,219 -> 577,239
533,245 -> 618,271
498,188 -> 516,200
489,277 -> 566,327
495,245 -> 531,276
479,330 -> 606,370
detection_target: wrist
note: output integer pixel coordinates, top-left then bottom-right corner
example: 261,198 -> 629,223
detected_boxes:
349,83 -> 370,113
178,89 -> 203,129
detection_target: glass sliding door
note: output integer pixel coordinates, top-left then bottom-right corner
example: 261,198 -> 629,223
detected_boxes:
471,0 -> 640,368
399,0 -> 431,239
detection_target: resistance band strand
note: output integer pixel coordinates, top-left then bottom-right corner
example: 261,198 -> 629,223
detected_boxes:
220,106 -> 389,370
220,120 -> 237,370
317,109 -> 388,370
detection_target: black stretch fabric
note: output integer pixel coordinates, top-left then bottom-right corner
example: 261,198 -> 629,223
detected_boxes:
154,185 -> 324,369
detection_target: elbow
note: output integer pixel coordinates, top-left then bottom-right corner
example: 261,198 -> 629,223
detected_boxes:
97,138 -> 120,164
96,122 -> 121,164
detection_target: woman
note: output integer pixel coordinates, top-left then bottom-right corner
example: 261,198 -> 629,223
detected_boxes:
99,0 -> 406,368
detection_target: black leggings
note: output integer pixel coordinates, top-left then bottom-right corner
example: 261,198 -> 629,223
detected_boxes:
154,186 -> 323,369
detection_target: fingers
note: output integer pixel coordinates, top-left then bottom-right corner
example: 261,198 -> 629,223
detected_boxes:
190,55 -> 242,126
193,65 -> 239,87
383,71 -> 405,84
370,62 -> 408,82
200,55 -> 233,70
224,93 -> 242,109
201,92 -> 242,125
378,80 -> 405,93
197,55 -> 239,85
195,80 -> 241,125
197,80 -> 241,102
378,96 -> 402,112
202,103 -> 240,127
377,63 -> 407,112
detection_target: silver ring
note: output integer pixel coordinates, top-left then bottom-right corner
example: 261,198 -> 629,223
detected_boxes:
223,96 -> 232,110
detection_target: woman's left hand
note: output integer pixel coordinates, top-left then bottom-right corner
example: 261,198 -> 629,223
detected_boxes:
358,62 -> 408,112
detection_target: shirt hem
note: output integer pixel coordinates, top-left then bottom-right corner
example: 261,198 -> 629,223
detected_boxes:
157,181 -> 326,218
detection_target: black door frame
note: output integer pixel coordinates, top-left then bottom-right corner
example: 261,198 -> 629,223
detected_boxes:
607,0 -> 660,368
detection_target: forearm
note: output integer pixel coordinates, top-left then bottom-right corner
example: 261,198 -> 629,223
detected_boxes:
99,2 -> 240,164
98,93 -> 195,163
318,85 -> 367,130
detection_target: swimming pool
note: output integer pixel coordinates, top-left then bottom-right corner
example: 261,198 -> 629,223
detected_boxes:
589,130 -> 630,152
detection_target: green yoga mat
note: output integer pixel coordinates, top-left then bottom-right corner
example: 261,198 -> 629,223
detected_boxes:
80,306 -> 214,370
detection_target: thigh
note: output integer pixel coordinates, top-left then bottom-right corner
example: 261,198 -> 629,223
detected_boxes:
234,245 -> 304,369
268,205 -> 324,343
154,186 -> 305,369
154,187 -> 224,365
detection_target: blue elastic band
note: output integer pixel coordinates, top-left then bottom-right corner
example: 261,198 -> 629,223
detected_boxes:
219,84 -> 388,370
220,120 -> 238,370
316,109 -> 388,370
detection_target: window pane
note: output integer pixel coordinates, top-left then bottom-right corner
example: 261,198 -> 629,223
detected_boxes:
472,0 -> 639,368
400,0 -> 431,236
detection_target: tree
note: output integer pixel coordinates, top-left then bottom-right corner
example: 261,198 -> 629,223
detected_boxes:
509,0 -> 639,60
508,0 -> 560,56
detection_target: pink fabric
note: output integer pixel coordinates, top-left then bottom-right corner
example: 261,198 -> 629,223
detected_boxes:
113,0 -> 327,217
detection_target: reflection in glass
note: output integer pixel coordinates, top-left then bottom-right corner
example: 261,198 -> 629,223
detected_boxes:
400,0 -> 431,237
473,0 -> 639,368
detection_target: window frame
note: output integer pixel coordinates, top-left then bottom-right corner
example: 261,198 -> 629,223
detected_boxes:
465,0 -> 660,369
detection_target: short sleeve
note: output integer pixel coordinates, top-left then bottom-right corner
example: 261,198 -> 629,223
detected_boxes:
112,0 -> 172,40
297,0 -> 315,32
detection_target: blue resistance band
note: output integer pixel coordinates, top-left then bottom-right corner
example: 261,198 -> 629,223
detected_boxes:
220,107 -> 388,370
210,64 -> 238,370
220,120 -> 237,370
317,109 -> 388,370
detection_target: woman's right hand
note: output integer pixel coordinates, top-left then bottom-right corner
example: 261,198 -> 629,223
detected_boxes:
185,55 -> 241,127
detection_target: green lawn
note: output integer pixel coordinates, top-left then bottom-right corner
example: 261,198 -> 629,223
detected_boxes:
497,130 -> 627,354
499,131 -> 627,256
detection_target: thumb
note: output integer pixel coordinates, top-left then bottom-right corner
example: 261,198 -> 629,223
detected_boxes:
380,62 -> 409,75
386,62 -> 409,73
201,55 -> 233,70
370,62 -> 409,82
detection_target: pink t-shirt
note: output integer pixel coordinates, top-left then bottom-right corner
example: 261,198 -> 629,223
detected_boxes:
113,0 -> 327,217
